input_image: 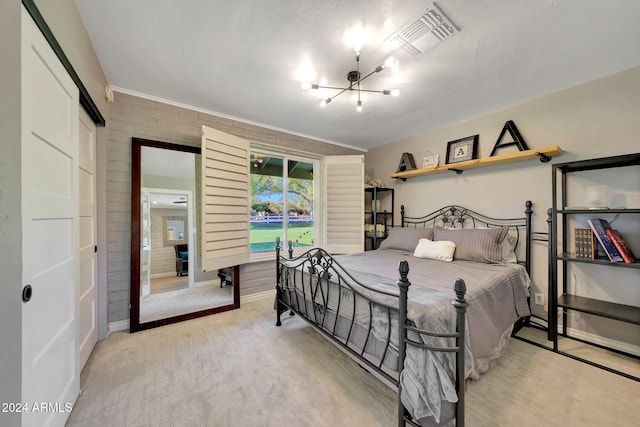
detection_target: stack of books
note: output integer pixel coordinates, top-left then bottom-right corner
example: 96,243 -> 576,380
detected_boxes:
586,218 -> 636,263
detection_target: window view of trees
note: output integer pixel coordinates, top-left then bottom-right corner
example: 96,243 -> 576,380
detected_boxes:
250,154 -> 315,253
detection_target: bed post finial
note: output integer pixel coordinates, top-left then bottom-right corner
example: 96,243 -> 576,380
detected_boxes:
453,278 -> 467,303
398,260 -> 409,280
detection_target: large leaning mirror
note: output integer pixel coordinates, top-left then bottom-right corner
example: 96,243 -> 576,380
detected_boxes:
130,138 -> 239,332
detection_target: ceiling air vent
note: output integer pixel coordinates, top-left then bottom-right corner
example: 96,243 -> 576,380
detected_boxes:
385,2 -> 459,58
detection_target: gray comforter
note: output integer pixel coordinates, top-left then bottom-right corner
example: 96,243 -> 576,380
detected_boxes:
331,249 -> 531,424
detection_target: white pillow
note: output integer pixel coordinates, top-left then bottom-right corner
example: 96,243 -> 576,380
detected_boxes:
413,238 -> 456,262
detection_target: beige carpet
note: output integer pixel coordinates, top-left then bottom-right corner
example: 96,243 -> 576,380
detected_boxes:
68,297 -> 640,427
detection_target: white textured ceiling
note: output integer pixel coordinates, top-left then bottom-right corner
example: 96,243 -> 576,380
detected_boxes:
76,0 -> 640,151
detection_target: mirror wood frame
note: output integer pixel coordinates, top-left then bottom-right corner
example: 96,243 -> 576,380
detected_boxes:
130,137 -> 240,332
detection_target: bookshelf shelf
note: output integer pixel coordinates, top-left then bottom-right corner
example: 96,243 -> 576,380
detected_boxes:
558,294 -> 640,325
559,208 -> 640,214
557,254 -> 640,269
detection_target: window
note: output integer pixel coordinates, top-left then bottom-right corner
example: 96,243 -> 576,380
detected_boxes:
250,152 -> 316,256
201,124 -> 363,267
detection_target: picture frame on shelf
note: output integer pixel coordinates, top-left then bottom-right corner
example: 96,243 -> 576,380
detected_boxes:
445,135 -> 479,164
422,154 -> 439,168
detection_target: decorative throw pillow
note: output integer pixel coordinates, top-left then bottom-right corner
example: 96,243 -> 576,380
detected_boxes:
378,227 -> 435,252
501,234 -> 518,263
413,239 -> 456,262
433,227 -> 508,263
467,226 -> 519,263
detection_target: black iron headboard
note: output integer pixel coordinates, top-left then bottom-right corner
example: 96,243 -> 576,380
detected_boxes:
400,201 -> 544,275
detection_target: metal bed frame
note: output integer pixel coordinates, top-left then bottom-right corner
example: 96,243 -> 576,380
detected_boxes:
274,201 -> 538,426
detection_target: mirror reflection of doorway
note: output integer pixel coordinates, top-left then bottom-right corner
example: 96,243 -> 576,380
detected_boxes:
132,140 -> 239,330
145,189 -> 193,295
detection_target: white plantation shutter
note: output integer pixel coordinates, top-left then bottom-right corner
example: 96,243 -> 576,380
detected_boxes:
324,155 -> 364,253
201,126 -> 251,271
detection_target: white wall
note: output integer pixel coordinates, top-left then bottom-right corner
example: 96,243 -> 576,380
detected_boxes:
365,66 -> 640,350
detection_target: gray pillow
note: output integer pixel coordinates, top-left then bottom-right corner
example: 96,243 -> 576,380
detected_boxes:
433,227 -> 508,263
378,227 -> 434,252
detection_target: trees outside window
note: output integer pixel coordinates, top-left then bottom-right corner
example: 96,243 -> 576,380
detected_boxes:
250,153 -> 315,253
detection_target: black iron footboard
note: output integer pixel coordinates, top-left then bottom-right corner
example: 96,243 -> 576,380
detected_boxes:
274,238 -> 468,427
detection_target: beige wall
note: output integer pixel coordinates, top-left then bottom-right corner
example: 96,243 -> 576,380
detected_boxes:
107,91 -> 360,323
365,66 -> 640,351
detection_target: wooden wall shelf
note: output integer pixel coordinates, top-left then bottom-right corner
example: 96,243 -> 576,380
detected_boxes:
390,145 -> 563,180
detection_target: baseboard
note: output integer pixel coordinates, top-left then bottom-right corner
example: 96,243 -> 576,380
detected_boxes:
108,319 -> 130,334
563,326 -> 640,357
241,289 -> 276,304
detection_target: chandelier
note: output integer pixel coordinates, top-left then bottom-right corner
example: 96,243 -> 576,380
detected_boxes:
301,51 -> 399,112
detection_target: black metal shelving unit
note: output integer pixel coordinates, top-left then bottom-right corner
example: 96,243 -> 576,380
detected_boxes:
364,187 -> 394,251
550,153 -> 640,380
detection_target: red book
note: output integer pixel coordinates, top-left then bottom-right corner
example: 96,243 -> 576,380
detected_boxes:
605,229 -> 637,264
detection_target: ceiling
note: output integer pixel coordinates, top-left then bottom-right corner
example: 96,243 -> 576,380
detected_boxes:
75,0 -> 640,151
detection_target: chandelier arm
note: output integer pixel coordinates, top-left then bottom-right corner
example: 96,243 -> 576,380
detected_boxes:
327,86 -> 351,102
312,85 -> 390,95
357,88 -> 391,94
313,85 -> 353,91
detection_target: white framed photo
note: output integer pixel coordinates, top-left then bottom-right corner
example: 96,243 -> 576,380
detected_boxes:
422,154 -> 439,168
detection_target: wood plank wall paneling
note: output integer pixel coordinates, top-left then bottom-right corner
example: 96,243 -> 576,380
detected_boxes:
106,91 -> 359,323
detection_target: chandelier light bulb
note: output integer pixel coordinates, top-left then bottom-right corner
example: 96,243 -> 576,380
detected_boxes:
356,100 -> 363,112
320,98 -> 332,107
383,56 -> 397,69
390,89 -> 400,97
301,81 -> 312,90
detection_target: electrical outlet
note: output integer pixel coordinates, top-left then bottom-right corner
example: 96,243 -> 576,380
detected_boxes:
534,293 -> 545,305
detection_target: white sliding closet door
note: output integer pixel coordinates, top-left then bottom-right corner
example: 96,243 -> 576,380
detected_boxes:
21,7 -> 80,427
78,107 -> 97,371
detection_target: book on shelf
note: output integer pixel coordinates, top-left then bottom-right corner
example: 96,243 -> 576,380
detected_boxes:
605,229 -> 637,264
586,218 -> 623,262
574,228 -> 596,259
